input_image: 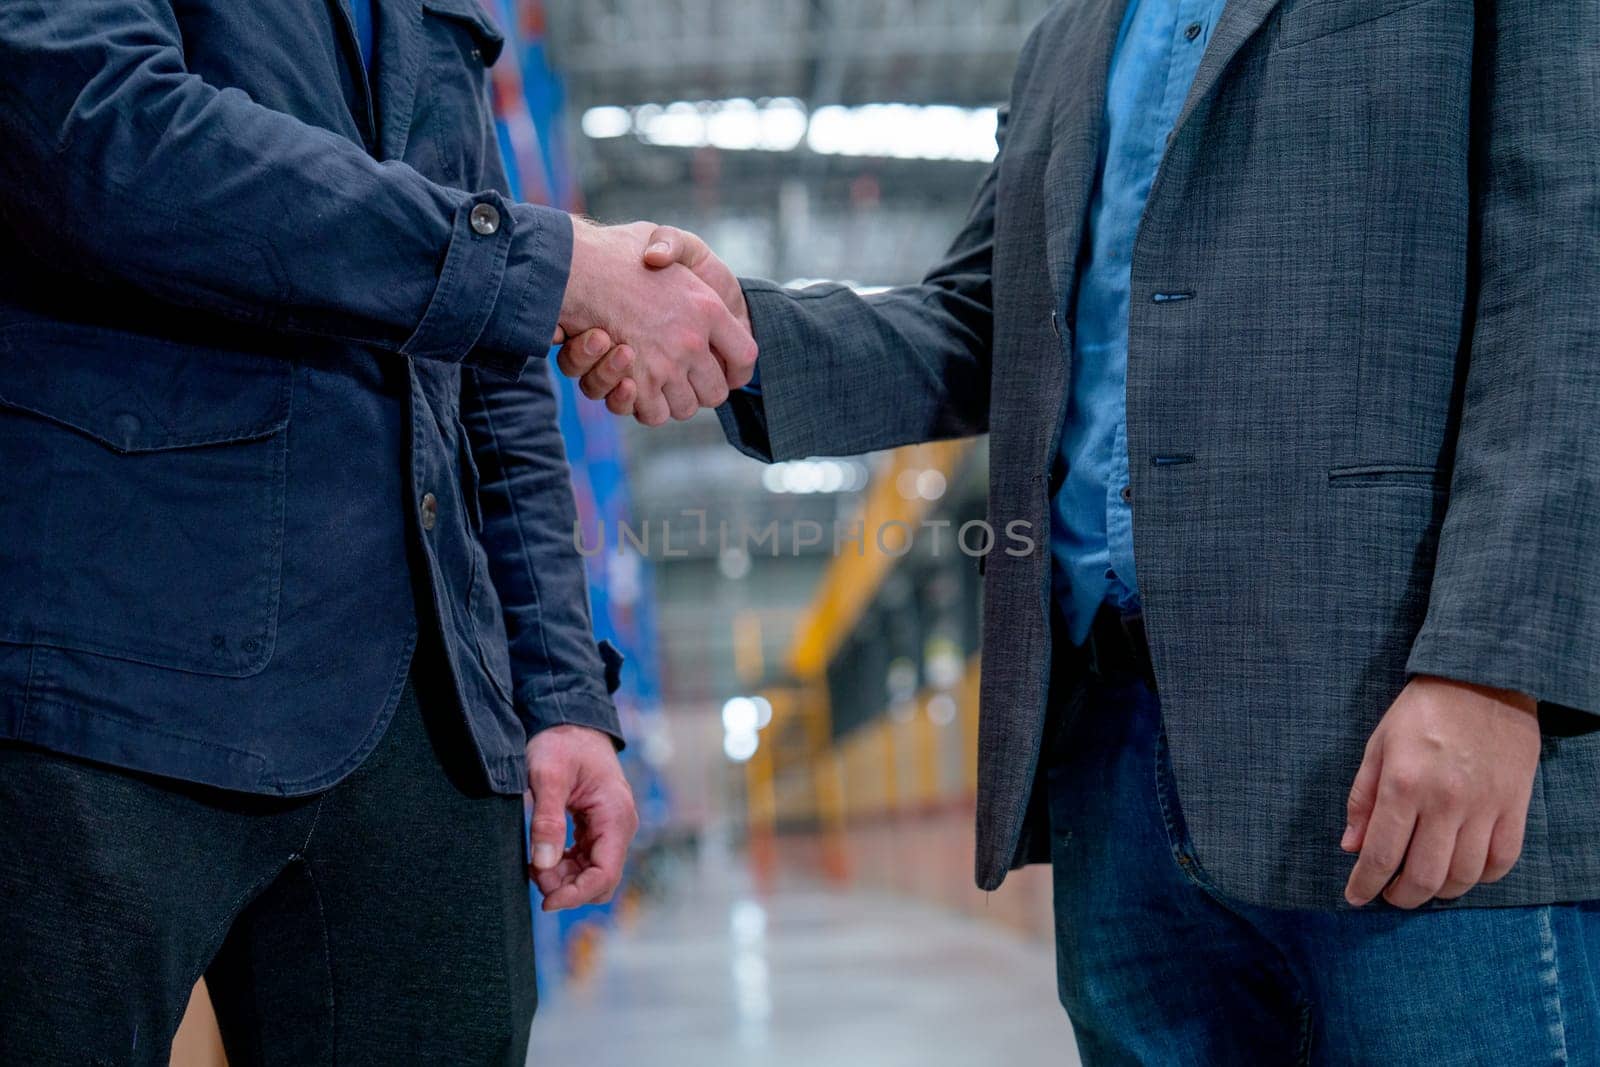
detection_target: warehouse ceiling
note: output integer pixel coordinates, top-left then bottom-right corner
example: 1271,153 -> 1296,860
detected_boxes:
545,0 -> 1056,110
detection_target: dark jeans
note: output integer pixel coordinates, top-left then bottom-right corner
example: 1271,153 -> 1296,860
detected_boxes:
1048,670 -> 1600,1066
0,657 -> 535,1066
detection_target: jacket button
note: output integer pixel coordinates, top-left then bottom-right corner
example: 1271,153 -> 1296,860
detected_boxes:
420,492 -> 439,531
470,203 -> 501,236
1120,485 -> 1133,504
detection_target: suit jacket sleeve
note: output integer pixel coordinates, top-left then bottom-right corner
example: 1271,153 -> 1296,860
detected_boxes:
716,106 -> 1007,462
1406,0 -> 1600,715
0,0 -> 567,379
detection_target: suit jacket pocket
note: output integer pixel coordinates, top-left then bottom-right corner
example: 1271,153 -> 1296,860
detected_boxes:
1278,0 -> 1437,49
0,324 -> 292,677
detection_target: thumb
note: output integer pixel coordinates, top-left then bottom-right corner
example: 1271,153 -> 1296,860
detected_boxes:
1343,741 -> 1383,853
528,766 -> 574,871
642,225 -> 709,270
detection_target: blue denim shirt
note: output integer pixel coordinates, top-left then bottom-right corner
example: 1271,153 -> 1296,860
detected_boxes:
1052,0 -> 1229,644
351,0 -> 376,72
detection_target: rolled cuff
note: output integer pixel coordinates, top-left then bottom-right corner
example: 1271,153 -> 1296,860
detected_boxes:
523,688 -> 626,751
401,195 -> 572,380
475,202 -> 574,379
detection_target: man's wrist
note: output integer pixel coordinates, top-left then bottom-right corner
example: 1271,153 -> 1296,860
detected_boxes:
1414,674 -> 1537,716
558,216 -> 606,332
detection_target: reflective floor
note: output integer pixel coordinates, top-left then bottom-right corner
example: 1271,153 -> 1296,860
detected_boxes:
528,843 -> 1077,1067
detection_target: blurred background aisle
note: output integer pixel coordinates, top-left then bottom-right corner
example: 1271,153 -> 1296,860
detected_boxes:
517,0 -> 1075,1057
528,834 -> 1075,1067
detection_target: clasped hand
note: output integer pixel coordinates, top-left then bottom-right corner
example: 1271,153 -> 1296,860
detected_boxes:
554,219 -> 752,425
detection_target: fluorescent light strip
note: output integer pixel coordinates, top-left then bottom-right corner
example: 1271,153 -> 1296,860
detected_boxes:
582,99 -> 999,163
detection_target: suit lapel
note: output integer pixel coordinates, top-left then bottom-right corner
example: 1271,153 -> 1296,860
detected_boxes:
1171,0 -> 1284,141
373,0 -> 427,160
1043,0 -> 1129,308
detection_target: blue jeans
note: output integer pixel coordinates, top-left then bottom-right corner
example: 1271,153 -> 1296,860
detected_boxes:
1047,672 -> 1600,1066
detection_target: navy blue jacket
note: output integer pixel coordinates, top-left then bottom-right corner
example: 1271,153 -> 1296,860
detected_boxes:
0,0 -> 621,795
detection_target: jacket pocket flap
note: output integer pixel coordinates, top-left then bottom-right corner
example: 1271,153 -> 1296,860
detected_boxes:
0,323 -> 291,454
422,0 -> 505,63
1278,0 -> 1434,49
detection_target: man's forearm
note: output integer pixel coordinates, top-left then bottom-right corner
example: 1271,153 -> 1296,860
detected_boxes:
461,362 -> 623,745
0,0 -> 567,377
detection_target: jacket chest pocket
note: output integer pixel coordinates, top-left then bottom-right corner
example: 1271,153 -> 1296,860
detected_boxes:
0,325 -> 292,677
416,0 -> 506,188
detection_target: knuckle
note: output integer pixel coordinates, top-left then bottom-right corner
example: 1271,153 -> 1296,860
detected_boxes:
676,327 -> 705,355
1411,871 -> 1446,896
1387,768 -> 1425,801
1364,848 -> 1403,873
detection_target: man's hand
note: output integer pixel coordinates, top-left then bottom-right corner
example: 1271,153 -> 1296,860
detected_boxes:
554,219 -> 756,426
559,225 -> 751,422
525,724 -> 639,912
1343,676 -> 1539,909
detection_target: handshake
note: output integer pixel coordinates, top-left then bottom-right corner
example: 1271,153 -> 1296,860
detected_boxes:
551,219 -> 753,425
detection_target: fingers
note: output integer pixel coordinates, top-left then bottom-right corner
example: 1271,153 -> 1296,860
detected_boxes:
532,854 -> 582,899
1484,815 -> 1526,884
538,789 -> 639,911
557,328 -> 614,380
710,313 -> 759,391
632,382 -> 671,427
661,376 -> 700,422
1344,775 -> 1418,907
542,809 -> 635,911
1383,815 -> 1458,909
1436,818 -> 1493,900
527,764 -> 574,873
605,378 -> 638,417
1342,743 -> 1382,854
579,345 -> 634,402
687,355 -> 730,409
642,225 -> 710,270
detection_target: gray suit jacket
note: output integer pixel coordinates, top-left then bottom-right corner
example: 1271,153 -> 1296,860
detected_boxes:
720,0 -> 1600,909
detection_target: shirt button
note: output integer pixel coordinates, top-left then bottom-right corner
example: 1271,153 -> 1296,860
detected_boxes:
1185,22 -> 1203,41
419,492 -> 439,531
469,203 -> 501,236
1121,485 -> 1134,504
